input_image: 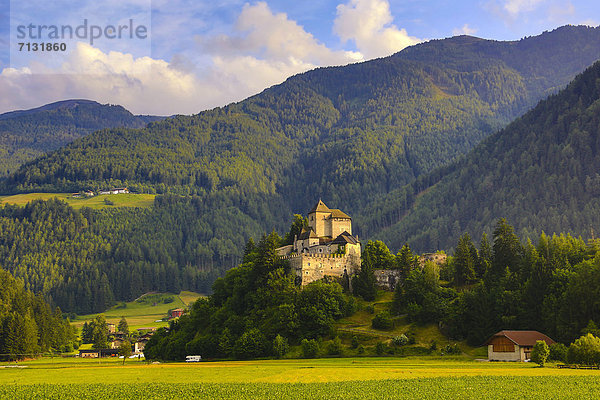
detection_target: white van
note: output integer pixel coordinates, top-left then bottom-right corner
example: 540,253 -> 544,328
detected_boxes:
185,355 -> 202,362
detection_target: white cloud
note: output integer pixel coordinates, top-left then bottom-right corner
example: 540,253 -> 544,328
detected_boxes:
199,2 -> 362,65
0,0 -> 421,115
452,24 -> 478,36
0,43 -> 203,115
503,0 -> 545,15
333,0 -> 421,59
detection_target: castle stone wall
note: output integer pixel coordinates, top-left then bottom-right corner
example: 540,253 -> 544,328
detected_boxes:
281,253 -> 360,285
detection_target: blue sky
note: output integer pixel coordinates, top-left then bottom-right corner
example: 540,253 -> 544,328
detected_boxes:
0,0 -> 598,115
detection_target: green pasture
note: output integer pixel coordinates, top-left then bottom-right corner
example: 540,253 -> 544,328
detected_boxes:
72,291 -> 203,330
1,358 -> 599,399
0,192 -> 156,209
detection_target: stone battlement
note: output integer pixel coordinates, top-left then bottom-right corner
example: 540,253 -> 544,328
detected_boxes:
280,253 -> 346,260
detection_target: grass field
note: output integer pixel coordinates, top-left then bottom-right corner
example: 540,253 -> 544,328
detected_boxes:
72,291 -> 204,330
1,358 -> 599,399
0,192 -> 156,209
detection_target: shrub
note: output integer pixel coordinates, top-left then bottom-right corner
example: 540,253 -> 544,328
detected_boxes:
163,296 -> 174,304
375,342 -> 387,355
233,328 -> 268,360
549,343 -> 568,363
357,344 -> 365,354
567,334 -> 600,365
273,335 -> 289,359
365,305 -> 375,314
392,334 -> 409,347
301,339 -> 319,358
442,343 -> 461,355
429,340 -> 437,351
351,335 -> 359,349
327,336 -> 343,355
531,340 -> 550,366
372,311 -> 393,330
406,331 -> 417,344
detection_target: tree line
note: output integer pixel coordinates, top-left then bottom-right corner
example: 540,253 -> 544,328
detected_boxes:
0,268 -> 76,360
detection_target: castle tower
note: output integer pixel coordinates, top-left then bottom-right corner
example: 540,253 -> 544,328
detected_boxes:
308,199 -> 331,237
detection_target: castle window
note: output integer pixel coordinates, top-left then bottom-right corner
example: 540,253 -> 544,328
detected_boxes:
308,263 -> 310,266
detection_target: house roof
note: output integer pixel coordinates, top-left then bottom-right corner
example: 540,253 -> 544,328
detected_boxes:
309,199 -> 330,214
484,330 -> 555,346
331,231 -> 359,245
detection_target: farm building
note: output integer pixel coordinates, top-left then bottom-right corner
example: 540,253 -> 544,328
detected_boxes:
78,349 -> 120,358
485,330 -> 555,361
169,308 -> 184,319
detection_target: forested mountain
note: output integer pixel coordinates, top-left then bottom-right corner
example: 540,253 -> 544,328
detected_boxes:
363,59 -> 600,252
1,26 -> 600,314
0,99 -> 163,176
4,26 -> 600,215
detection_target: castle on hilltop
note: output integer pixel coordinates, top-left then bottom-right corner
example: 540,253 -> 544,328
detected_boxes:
277,200 -> 361,285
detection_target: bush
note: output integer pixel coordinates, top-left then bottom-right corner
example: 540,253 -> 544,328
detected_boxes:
357,344 -> 365,354
273,335 -> 289,359
351,335 -> 359,349
365,305 -> 375,314
549,343 -> 568,362
163,296 -> 174,304
442,343 -> 461,355
233,328 -> 268,360
327,336 -> 343,355
429,340 -> 437,351
301,339 -> 319,358
406,331 -> 417,344
567,334 -> 600,365
375,342 -> 387,355
531,340 -> 550,366
392,334 -> 409,347
372,311 -> 393,330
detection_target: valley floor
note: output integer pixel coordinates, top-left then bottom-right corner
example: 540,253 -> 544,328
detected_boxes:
1,357 -> 599,399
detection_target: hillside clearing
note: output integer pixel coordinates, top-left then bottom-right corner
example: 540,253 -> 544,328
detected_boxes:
0,192 -> 156,209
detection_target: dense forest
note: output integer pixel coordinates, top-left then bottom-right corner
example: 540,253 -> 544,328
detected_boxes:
361,58 -> 600,252
0,99 -> 161,176
0,268 -> 76,360
144,231 -> 357,361
359,219 -> 600,345
0,195 -> 289,314
144,219 -> 600,361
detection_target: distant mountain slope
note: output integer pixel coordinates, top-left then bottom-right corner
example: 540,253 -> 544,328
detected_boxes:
364,60 -> 600,251
1,26 -> 600,313
3,26 -> 600,210
0,99 -> 164,176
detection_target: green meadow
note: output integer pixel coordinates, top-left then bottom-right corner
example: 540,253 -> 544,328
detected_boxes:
72,292 -> 203,330
1,358 -> 599,399
0,192 -> 156,209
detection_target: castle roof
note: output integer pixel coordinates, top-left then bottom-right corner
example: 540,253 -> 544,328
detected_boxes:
298,227 -> 318,240
309,199 -> 330,214
329,209 -> 351,219
331,231 -> 359,245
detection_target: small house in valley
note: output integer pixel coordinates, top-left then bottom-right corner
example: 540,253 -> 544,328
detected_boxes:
485,330 -> 555,361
